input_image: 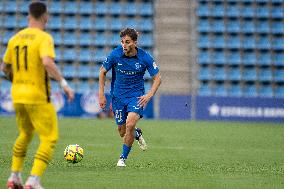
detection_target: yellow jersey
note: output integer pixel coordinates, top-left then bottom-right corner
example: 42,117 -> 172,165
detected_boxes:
3,28 -> 55,104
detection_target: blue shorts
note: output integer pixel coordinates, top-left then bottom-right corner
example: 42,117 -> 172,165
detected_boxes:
112,97 -> 144,125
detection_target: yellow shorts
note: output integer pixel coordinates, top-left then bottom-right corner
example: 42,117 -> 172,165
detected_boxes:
14,103 -> 58,142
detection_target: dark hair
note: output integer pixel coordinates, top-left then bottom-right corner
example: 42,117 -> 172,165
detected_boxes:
29,1 -> 47,19
119,28 -> 139,41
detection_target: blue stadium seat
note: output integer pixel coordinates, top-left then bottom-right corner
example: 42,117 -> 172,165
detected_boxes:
197,19 -> 210,32
50,31 -> 62,46
212,67 -> 227,81
198,51 -> 211,64
271,6 -> 284,18
256,20 -> 270,34
274,69 -> 284,82
228,84 -> 242,97
138,19 -> 153,32
3,1 -> 17,13
198,83 -> 212,96
258,51 -> 271,66
226,19 -> 241,33
242,67 -> 257,81
227,67 -> 241,80
273,53 -> 284,66
18,16 -> 27,28
256,35 -> 271,50
196,3 -> 210,17
55,49 -> 62,61
212,35 -> 226,48
62,48 -> 77,61
94,17 -> 108,31
77,64 -> 92,78
47,15 -> 62,30
79,32 -> 92,46
3,15 -> 17,29
140,2 -> 154,16
109,2 -> 122,15
94,48 -> 106,62
258,68 -> 272,81
256,6 -> 269,18
271,21 -> 284,34
212,51 -> 226,65
213,83 -> 228,96
274,85 -> 284,97
109,18 -> 123,31
211,19 -> 225,33
227,51 -> 241,65
2,31 -> 15,44
109,34 -> 120,46
140,34 -> 153,47
63,2 -> 79,14
241,6 -> 255,18
241,20 -> 255,33
93,64 -> 102,78
94,33 -> 107,46
79,2 -> 93,15
63,32 -> 77,46
211,3 -> 225,17
272,37 -> 284,50
125,18 -> 139,29
78,48 -> 92,62
226,4 -> 240,17
79,16 -> 93,30
242,35 -> 256,49
198,34 -> 211,48
62,64 -> 77,78
63,16 -> 78,30
124,2 -> 138,16
198,67 -> 212,80
243,84 -> 257,97
49,1 -> 64,14
226,35 -> 241,49
259,85 -> 273,97
242,51 -> 257,65
95,2 -> 108,15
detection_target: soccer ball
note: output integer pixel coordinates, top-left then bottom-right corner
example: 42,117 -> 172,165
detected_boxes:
64,144 -> 84,163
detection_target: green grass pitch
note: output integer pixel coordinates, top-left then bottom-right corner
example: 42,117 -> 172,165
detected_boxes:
0,116 -> 284,189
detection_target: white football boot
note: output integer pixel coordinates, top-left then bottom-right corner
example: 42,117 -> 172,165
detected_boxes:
7,173 -> 24,189
24,176 -> 44,189
117,158 -> 126,167
137,135 -> 147,151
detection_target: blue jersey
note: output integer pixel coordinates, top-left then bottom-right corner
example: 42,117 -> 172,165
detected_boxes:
103,46 -> 159,99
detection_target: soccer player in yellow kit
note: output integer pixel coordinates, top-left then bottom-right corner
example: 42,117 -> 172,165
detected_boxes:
1,2 -> 74,189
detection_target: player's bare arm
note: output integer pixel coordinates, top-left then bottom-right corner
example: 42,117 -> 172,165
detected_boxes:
99,66 -> 107,109
42,56 -> 74,102
138,72 -> 162,108
1,62 -> 13,81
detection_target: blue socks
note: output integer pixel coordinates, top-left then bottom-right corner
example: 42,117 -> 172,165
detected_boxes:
120,144 -> 131,159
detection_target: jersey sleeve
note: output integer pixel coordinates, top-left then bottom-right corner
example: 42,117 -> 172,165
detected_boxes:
145,53 -> 159,76
3,40 -> 13,64
102,51 -> 116,71
39,34 -> 55,58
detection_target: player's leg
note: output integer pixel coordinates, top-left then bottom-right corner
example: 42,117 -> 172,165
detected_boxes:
24,103 -> 58,188
7,103 -> 34,189
117,124 -> 126,138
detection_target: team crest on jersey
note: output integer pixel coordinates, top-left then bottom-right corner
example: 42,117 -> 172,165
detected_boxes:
135,62 -> 141,70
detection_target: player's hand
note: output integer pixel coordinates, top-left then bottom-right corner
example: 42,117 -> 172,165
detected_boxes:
99,95 -> 107,109
63,86 -> 74,102
138,93 -> 152,108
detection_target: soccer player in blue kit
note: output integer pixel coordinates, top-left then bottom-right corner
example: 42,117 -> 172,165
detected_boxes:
99,28 -> 162,167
